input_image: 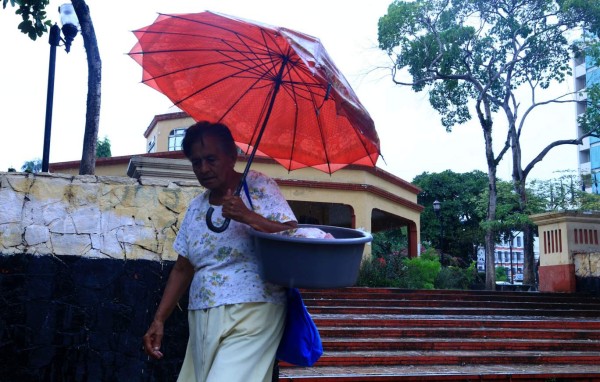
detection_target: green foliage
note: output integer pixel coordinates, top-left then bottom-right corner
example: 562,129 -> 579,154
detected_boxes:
577,191 -> 600,211
404,248 -> 441,289
559,0 -> 600,37
412,170 -> 488,265
356,252 -> 404,288
3,0 -> 52,40
528,170 -> 600,212
357,245 -> 479,290
21,158 -> 42,173
435,266 -> 469,290
476,179 -> 547,241
96,136 -> 112,158
495,266 -> 508,282
578,83 -> 600,137
371,228 -> 406,256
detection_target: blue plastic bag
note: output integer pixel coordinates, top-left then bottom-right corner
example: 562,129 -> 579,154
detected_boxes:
276,288 -> 323,366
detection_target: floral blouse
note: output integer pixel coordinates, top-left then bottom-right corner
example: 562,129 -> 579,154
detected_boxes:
173,170 -> 297,310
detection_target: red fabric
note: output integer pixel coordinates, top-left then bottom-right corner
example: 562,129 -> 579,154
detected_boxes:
130,11 -> 380,173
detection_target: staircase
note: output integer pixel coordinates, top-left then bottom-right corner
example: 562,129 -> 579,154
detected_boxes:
278,288 -> 600,381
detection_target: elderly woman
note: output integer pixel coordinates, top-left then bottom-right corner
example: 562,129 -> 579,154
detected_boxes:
143,121 -> 297,382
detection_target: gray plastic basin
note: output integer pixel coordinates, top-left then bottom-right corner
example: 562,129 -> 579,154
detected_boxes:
251,224 -> 372,289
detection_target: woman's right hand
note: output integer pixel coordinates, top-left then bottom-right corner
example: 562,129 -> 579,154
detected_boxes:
143,319 -> 165,359
142,256 -> 194,360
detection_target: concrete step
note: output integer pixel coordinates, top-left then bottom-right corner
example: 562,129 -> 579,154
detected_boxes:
322,337 -> 600,352
284,350 -> 600,367
278,364 -> 600,381
305,297 -> 600,310
313,317 -> 600,330
317,326 -> 600,340
306,305 -> 600,317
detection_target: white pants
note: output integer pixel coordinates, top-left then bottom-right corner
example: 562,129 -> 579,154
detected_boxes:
177,302 -> 286,382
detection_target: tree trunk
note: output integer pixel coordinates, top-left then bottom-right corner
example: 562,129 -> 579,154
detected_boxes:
71,0 -> 101,175
481,115 -> 498,290
484,229 -> 496,290
522,223 -> 536,286
511,121 -> 537,287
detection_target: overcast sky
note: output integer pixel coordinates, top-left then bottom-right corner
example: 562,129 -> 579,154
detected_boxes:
0,0 -> 579,182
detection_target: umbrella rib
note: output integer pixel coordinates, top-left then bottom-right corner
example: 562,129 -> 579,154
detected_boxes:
158,13 -> 286,49
276,56 -> 333,172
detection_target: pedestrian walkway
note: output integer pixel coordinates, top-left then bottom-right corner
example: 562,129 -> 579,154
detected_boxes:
278,288 -> 600,381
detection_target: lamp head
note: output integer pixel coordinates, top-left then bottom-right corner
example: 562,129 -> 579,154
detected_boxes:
433,199 -> 441,214
58,3 -> 79,53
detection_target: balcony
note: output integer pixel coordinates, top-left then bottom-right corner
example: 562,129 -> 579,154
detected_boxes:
580,161 -> 591,174
575,62 -> 587,78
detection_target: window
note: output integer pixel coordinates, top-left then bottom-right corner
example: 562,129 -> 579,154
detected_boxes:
516,236 -> 522,247
147,135 -> 156,153
168,128 -> 186,151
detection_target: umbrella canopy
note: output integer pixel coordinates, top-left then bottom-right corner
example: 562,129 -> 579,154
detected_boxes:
129,11 -> 380,175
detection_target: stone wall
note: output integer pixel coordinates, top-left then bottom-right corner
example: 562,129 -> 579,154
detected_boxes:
0,172 -> 201,260
574,252 -> 600,292
0,172 -> 202,381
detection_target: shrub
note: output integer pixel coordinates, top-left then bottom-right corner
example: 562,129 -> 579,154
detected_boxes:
496,266 -> 508,282
357,247 -> 441,289
403,249 -> 440,289
357,248 -> 483,290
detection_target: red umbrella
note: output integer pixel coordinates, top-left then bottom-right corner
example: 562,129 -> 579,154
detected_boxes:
129,11 -> 380,231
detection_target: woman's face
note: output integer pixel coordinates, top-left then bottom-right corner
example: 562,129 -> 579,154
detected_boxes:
188,134 -> 236,192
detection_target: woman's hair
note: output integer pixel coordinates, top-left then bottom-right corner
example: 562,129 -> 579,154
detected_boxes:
181,121 -> 238,159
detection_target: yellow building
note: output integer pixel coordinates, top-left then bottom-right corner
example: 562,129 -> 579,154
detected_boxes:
51,112 -> 423,257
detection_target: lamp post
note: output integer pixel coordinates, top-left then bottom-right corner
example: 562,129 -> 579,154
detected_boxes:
433,199 -> 444,265
509,232 -> 514,284
42,4 -> 79,172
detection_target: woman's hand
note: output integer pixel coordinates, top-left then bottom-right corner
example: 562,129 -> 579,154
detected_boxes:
221,189 -> 251,222
222,189 -> 297,233
143,319 -> 165,359
142,256 -> 194,360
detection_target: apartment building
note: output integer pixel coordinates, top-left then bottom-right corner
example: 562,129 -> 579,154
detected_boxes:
476,232 -> 540,282
575,50 -> 600,191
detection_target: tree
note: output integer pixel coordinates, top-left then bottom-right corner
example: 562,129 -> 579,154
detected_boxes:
21,158 -> 42,173
96,136 -> 111,158
378,0 -> 600,289
4,0 -> 101,175
529,170 -> 600,211
412,170 -> 488,266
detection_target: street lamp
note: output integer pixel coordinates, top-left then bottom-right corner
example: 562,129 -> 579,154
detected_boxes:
42,4 -> 79,172
433,200 -> 444,265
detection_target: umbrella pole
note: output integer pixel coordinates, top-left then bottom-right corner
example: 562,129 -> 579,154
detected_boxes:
206,58 -> 289,232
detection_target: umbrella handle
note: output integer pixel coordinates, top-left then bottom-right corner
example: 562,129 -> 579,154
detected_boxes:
206,207 -> 231,233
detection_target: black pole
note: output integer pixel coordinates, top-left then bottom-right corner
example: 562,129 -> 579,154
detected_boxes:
509,234 -> 514,284
439,220 -> 444,266
42,24 -> 61,173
